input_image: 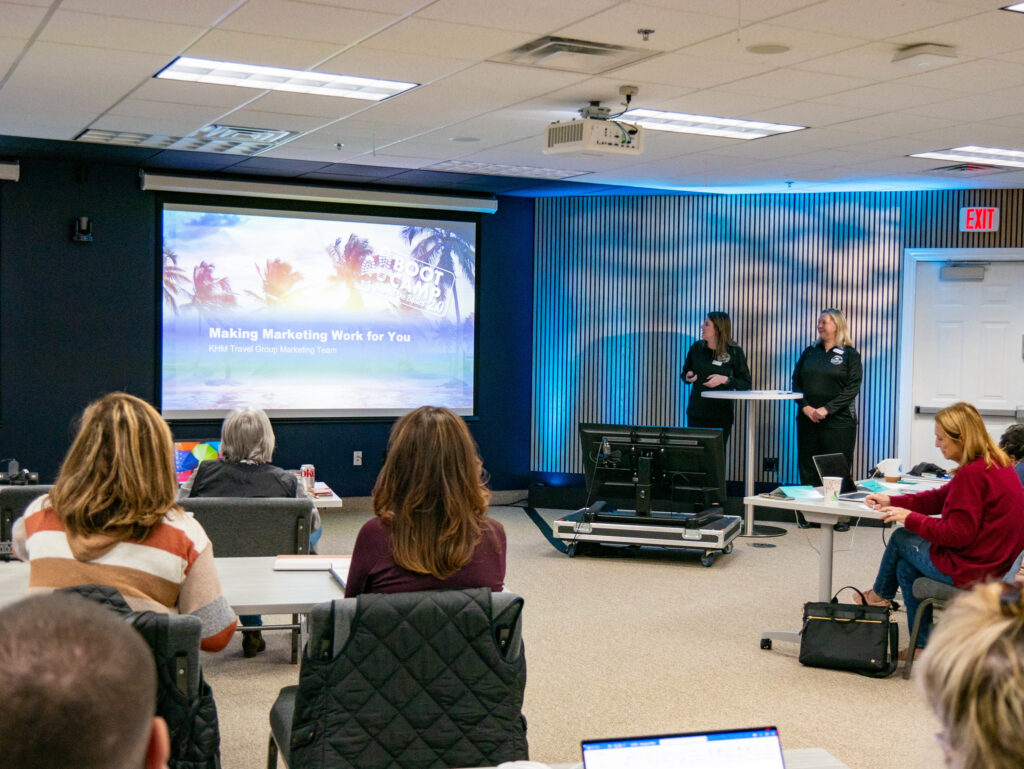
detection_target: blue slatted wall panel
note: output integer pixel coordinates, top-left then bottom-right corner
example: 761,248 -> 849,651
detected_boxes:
532,189 -> 1024,482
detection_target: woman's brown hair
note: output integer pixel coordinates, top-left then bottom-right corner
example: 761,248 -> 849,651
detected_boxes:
706,311 -> 734,360
935,401 -> 1011,469
48,392 -> 180,541
372,405 -> 493,579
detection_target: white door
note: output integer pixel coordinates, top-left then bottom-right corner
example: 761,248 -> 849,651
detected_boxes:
910,259 -> 1024,468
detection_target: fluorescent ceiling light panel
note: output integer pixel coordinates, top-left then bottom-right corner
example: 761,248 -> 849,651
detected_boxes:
427,160 -> 588,180
156,57 -> 418,101
1003,3 -> 1024,12
910,145 -> 1024,169
620,108 -> 805,140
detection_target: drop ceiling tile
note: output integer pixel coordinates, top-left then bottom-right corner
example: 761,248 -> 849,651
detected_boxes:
417,0 -> 621,33
218,0 -> 396,46
359,87 -> 501,127
796,42 -> 945,81
107,98 -> 230,124
816,81 -> 959,110
226,156 -> 332,175
317,48 -> 466,84
423,114 -> 543,146
607,52 -> 768,90
0,2 -> 49,37
336,153 -> 436,169
362,18 -> 533,61
827,111 -> 959,136
554,3 -> 738,50
432,62 -> 590,99
145,149 -> 245,170
679,23 -> 868,67
39,10 -> 205,54
710,127 -> 869,159
657,89 -> 792,119
982,112 -> 1024,129
60,0 -> 241,25
0,108 -> 99,140
886,12 -> 1024,57
297,0 -> 428,12
184,29 -> 340,69
634,0 -> 828,22
717,68 -> 870,100
769,0 -> 978,39
215,108 -> 336,133
0,36 -> 25,72
842,134 -> 946,157
894,57 -> 1024,93
902,93 -> 1023,121
242,91 -> 372,120
525,76 -> 692,117
750,100 -> 877,128
86,113 -> 210,137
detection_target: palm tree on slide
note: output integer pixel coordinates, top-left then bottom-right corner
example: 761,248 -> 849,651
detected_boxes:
162,247 -> 190,314
327,233 -> 373,309
400,226 -> 475,325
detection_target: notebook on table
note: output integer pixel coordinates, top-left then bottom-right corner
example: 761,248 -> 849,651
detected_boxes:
581,726 -> 786,769
812,453 -> 870,501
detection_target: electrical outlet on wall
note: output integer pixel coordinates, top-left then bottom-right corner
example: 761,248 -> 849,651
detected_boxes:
353,451 -> 363,466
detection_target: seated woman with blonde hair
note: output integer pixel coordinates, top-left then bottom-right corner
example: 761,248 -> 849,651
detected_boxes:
861,402 -> 1024,654
921,581 -> 1024,769
345,405 -> 505,596
13,392 -> 237,651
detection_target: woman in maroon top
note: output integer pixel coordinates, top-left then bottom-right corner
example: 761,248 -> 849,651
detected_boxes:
859,402 -> 1024,651
345,405 -> 505,597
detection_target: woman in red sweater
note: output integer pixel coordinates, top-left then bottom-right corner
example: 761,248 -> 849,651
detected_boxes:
860,402 -> 1024,651
345,405 -> 505,597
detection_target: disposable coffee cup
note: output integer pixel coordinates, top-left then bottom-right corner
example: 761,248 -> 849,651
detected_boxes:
822,476 -> 843,505
884,472 -> 902,483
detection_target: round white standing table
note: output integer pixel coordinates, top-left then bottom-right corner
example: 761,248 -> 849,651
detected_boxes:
701,389 -> 802,537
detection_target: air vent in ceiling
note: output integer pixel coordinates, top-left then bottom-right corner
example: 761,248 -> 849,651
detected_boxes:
926,163 -> 1012,177
490,36 -> 659,74
76,124 -> 301,155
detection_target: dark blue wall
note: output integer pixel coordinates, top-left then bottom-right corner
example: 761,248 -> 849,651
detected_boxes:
0,156 -> 534,495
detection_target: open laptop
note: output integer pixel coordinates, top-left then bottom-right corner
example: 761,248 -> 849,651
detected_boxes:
173,439 -> 221,484
582,726 -> 786,769
812,453 -> 870,501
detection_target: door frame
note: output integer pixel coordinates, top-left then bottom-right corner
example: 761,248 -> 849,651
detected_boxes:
898,248 -> 1024,463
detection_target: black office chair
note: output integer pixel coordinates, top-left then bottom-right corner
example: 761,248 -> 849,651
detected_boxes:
267,588 -> 528,769
184,497 -> 315,662
0,484 -> 53,561
62,585 -> 221,769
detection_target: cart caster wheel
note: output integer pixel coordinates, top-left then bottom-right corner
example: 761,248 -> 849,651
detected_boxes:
723,543 -> 734,555
700,552 -> 714,568
566,544 -> 577,558
760,638 -> 772,650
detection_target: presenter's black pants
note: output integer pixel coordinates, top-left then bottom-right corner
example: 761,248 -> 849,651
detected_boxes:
796,420 -> 857,486
688,415 -> 732,446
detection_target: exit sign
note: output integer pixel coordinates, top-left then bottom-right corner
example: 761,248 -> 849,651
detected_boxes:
959,207 -> 999,232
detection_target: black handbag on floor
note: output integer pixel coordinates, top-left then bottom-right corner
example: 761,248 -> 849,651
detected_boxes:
799,586 -> 898,678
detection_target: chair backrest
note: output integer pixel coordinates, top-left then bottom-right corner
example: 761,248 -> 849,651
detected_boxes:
0,485 -> 52,560
182,496 -> 313,557
291,588 -> 528,769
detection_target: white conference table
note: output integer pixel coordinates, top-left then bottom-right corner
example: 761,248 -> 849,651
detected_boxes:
703,389 -> 802,537
0,555 -> 346,614
472,747 -> 850,768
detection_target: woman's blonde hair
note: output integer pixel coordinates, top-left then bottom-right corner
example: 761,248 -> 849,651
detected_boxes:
921,582 -> 1024,769
706,311 -> 734,360
819,308 -> 853,348
49,392 -> 179,541
372,405 -> 493,579
221,407 -> 275,463
935,402 -> 1010,468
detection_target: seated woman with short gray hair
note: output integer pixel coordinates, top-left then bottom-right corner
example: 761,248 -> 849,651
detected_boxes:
185,406 -> 320,657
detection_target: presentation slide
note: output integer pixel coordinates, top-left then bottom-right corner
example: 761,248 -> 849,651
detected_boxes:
161,204 -> 476,419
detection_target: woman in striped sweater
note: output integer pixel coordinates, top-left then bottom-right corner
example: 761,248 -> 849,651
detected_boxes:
13,392 -> 237,651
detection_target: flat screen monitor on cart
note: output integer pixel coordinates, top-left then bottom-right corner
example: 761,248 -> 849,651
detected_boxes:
578,423 -> 726,518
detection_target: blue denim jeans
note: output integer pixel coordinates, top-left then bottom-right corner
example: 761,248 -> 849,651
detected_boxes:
872,527 -> 953,647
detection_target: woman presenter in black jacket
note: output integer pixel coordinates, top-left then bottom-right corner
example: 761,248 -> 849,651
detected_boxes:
792,308 -> 862,527
681,312 -> 751,445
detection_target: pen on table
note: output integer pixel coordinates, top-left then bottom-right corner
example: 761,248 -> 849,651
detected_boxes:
329,565 -> 346,590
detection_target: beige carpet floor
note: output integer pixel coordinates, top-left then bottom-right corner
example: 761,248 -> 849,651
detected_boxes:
202,505 -> 945,769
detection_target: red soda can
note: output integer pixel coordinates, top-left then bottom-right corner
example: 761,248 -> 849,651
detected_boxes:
300,464 -> 315,491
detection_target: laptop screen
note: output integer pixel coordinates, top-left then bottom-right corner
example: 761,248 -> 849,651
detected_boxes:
173,440 -> 221,484
582,727 -> 785,769
811,453 -> 857,494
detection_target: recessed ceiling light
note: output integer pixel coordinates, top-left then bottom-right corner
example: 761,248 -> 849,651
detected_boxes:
746,43 -> 790,55
911,145 -> 1024,169
1002,3 -> 1024,12
155,57 -> 418,101
427,160 -> 588,179
891,43 -> 957,70
619,108 -> 805,140
448,136 -> 481,143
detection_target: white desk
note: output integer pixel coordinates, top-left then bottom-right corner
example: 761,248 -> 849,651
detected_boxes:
474,747 -> 850,769
309,481 -> 344,511
703,390 -> 802,537
0,555 -> 346,614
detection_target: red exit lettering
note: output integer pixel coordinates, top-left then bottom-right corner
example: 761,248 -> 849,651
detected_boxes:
959,207 -> 999,232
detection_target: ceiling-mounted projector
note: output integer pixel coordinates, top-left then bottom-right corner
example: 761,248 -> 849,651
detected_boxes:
544,99 -> 644,156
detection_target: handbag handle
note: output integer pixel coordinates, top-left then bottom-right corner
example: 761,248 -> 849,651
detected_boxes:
832,585 -> 870,605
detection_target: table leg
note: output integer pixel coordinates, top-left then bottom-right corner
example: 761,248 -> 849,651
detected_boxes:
817,522 -> 835,603
741,400 -> 786,538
